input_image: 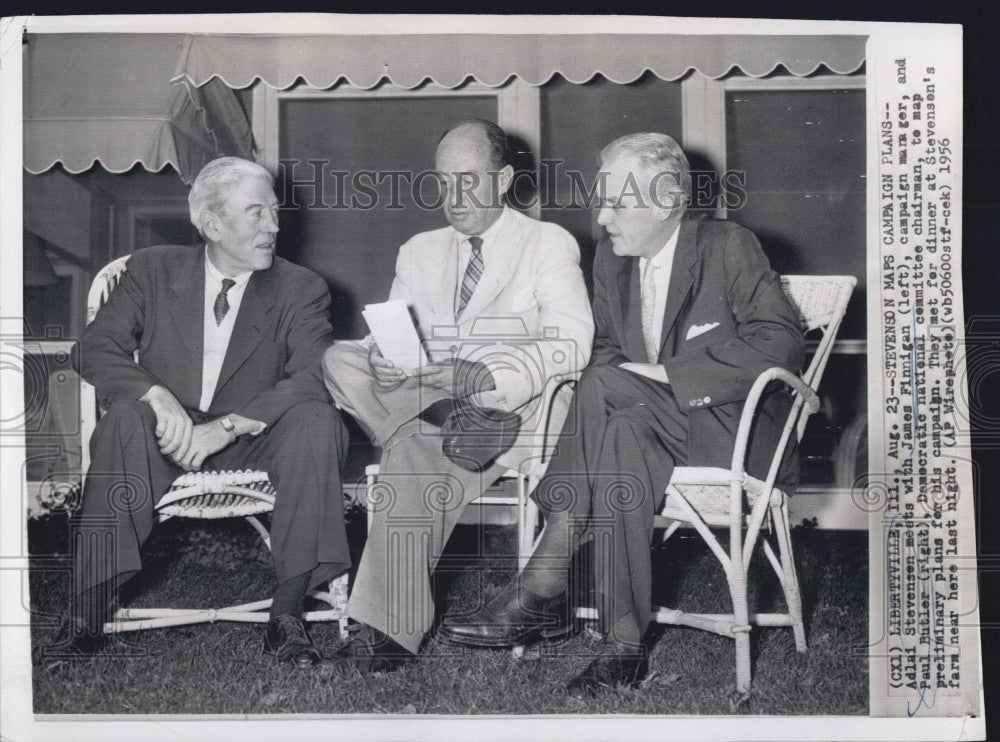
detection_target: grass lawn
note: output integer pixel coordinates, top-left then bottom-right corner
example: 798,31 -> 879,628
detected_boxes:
28,506 -> 867,716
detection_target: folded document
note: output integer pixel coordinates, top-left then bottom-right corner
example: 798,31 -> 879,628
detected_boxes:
361,300 -> 429,373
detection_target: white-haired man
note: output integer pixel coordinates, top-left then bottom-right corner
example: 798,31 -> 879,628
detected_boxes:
440,133 -> 805,697
53,157 -> 351,668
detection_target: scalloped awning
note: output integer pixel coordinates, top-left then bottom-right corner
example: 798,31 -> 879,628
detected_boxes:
24,33 -> 252,184
170,33 -> 866,90
24,32 -> 864,184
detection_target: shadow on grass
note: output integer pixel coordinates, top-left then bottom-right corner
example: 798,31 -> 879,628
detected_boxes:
28,513 -> 867,715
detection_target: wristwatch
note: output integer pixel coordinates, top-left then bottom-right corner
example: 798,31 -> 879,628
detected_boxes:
219,416 -> 236,435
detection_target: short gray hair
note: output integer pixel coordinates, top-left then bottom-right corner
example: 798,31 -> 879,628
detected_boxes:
600,132 -> 690,206
188,157 -> 273,237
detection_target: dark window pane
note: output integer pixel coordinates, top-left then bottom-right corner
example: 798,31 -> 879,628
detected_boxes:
280,96 -> 498,338
726,88 -> 866,338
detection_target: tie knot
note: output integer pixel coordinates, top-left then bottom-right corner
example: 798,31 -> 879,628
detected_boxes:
468,235 -> 483,253
220,278 -> 236,293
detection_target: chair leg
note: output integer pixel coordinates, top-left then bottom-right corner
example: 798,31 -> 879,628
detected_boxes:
771,500 -> 807,652
727,479 -> 752,694
727,568 -> 753,694
244,515 -> 271,551
517,475 -> 539,572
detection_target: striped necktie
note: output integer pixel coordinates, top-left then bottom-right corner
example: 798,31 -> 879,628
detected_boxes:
213,278 -> 236,325
457,235 -> 483,316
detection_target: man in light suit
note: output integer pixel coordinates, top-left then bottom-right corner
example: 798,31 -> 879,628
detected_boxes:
322,120 -> 593,670
55,157 -> 351,668
440,133 -> 805,697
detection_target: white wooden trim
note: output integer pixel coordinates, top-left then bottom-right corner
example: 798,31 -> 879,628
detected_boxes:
252,80 -> 542,217
789,487 -> 867,531
497,81 -> 542,218
681,74 -> 727,218
252,83 -> 280,176
724,74 -> 866,92
49,263 -> 86,340
829,338 -> 866,355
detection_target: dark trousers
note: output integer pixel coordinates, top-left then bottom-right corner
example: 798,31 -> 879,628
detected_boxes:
71,399 -> 351,622
533,364 -> 689,646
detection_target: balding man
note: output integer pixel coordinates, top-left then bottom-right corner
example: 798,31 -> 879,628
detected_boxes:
322,120 -> 593,670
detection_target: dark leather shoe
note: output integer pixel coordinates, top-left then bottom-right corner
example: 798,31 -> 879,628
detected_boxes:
566,641 -> 649,698
441,407 -> 522,472
263,615 -> 322,669
41,616 -> 108,658
324,624 -> 413,674
438,581 -> 571,648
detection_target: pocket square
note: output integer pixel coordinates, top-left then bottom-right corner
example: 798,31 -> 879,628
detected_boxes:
685,322 -> 720,341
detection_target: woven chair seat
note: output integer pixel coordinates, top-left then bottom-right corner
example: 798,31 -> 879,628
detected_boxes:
157,470 -> 277,519
660,470 -> 784,528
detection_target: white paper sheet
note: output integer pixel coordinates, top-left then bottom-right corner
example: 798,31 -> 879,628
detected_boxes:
361,299 -> 428,373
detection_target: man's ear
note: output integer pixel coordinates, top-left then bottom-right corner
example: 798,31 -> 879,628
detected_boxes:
655,192 -> 685,223
495,164 -> 515,197
202,210 -> 223,242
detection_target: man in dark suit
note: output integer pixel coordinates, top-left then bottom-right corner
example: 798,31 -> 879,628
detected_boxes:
440,133 -> 805,696
56,157 -> 351,668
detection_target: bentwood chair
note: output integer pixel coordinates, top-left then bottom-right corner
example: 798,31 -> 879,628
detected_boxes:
656,275 -> 855,693
576,274 -> 856,694
80,255 -> 350,637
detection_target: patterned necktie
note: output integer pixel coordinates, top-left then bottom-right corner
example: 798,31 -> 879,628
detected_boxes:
641,262 -> 659,363
213,278 -> 236,325
457,235 -> 483,316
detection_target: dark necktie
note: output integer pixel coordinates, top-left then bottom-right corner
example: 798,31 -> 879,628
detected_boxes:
457,235 -> 483,317
213,278 -> 236,325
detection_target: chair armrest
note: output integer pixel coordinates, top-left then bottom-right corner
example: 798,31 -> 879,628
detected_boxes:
729,366 -> 819,478
541,374 -> 580,464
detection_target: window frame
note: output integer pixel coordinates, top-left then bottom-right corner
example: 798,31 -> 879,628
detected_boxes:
252,80 -> 542,218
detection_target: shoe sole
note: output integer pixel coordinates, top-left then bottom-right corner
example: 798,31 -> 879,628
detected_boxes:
438,622 -> 572,648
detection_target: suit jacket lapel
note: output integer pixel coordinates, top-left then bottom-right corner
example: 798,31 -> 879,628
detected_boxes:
658,219 -> 699,359
213,268 -> 275,399
457,215 -> 523,323
167,248 -> 206,402
436,237 -> 460,322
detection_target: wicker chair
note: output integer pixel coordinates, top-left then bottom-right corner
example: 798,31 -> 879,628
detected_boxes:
573,274 -> 856,694
81,255 -> 349,636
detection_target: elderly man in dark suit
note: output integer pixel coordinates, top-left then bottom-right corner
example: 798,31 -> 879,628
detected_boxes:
55,157 -> 350,668
440,133 -> 805,697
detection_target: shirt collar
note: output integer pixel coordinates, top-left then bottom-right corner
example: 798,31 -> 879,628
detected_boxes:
641,224 -> 681,272
205,247 -> 254,290
460,205 -> 510,248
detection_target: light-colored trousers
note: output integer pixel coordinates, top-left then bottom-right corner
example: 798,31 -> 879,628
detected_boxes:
322,342 -> 503,653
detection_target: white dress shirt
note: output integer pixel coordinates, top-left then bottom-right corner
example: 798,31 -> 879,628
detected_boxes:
453,206 -> 510,318
638,225 -> 681,356
200,250 -> 254,412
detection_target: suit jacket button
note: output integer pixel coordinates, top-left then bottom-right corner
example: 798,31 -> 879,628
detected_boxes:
703,396 -> 711,404
689,400 -> 697,407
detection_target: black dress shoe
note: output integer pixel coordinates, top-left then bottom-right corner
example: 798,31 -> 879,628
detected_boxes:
41,617 -> 108,658
263,615 -> 322,669
324,624 -> 413,674
566,641 -> 649,699
441,407 -> 522,472
438,581 -> 571,648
